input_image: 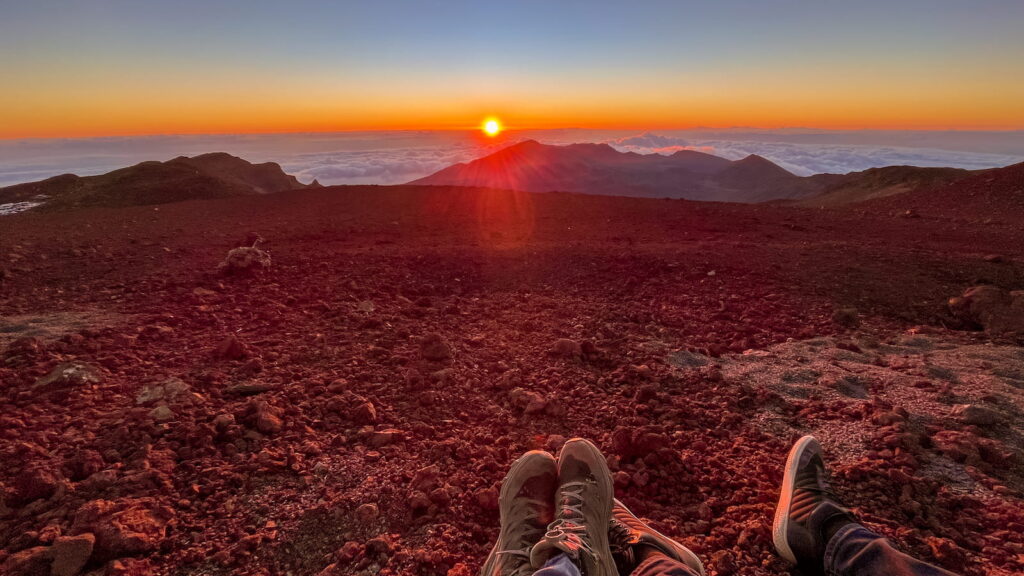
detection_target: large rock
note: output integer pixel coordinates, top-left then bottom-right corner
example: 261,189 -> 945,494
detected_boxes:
70,499 -> 174,560
218,246 -> 271,275
32,363 -> 103,394
0,546 -> 51,576
949,285 -> 1024,336
6,466 -> 62,507
50,533 -> 95,576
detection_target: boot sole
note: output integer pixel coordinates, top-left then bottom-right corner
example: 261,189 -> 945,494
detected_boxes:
772,435 -> 817,564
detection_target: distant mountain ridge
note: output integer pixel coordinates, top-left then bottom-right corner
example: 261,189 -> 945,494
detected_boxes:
0,153 -> 316,210
410,140 -> 1000,204
409,140 -> 824,202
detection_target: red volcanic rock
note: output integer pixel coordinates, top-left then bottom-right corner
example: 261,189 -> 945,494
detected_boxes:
948,285 -> 1024,336
65,450 -> 105,482
508,388 -> 547,414
926,537 -> 968,571
367,429 -> 404,447
7,466 -> 62,507
70,499 -> 174,560
1,546 -> 51,576
355,503 -> 380,522
214,334 -> 249,360
218,246 -> 271,275
50,533 -> 95,576
951,404 -> 1002,427
32,363 -> 103,394
420,333 -> 453,362
550,338 -> 583,359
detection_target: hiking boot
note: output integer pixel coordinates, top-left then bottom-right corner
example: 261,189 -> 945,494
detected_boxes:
772,436 -> 856,573
608,499 -> 705,576
530,438 -> 618,576
480,451 -> 558,576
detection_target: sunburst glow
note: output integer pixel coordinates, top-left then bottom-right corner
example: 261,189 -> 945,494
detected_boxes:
483,118 -> 502,136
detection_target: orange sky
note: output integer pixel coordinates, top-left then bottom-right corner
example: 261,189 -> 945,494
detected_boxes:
3,2 -> 1024,139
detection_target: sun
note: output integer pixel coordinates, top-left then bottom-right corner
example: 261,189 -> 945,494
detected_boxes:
482,118 -> 502,136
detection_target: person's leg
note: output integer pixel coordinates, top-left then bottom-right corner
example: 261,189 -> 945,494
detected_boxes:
826,524 -> 956,576
532,553 -> 581,576
773,436 -> 957,576
630,550 -> 702,576
608,499 -> 705,576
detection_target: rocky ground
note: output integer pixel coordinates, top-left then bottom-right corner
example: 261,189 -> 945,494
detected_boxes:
1,185 -> 1022,576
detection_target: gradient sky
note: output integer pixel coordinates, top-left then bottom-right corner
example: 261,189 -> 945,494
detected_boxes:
3,1 -> 1024,138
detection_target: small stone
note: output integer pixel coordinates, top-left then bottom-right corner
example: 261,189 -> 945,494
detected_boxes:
355,503 -> 380,522
214,334 -> 249,360
550,338 -> 583,359
351,401 -> 378,425
51,533 -> 95,576
420,333 -> 453,362
149,405 -> 175,423
32,363 -> 102,394
255,406 -> 283,434
367,429 -> 404,448
218,246 -> 271,275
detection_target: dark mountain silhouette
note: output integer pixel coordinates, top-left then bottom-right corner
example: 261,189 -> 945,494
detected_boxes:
862,161 -> 1024,221
409,140 -> 824,202
795,166 -> 976,207
0,153 -> 315,210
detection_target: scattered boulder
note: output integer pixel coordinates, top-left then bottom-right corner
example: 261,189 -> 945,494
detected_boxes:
32,363 -> 102,394
420,333 -> 453,362
948,285 -> 1024,336
214,334 -> 249,360
148,405 -> 175,423
7,466 -> 62,507
355,503 -> 380,522
508,388 -> 547,414
1,546 -> 51,576
550,338 -> 583,359
70,499 -> 175,560
135,378 -> 190,405
50,533 -> 95,576
831,307 -> 860,328
218,246 -> 271,275
253,402 -> 284,434
367,429 -> 404,448
951,404 -> 1002,427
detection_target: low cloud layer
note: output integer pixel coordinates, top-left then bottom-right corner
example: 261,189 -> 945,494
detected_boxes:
1,130 -> 1021,188
607,133 -> 1023,176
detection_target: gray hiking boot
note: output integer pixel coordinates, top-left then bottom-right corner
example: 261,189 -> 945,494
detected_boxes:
772,436 -> 855,574
480,450 -> 558,576
608,499 -> 705,576
530,438 -> 618,576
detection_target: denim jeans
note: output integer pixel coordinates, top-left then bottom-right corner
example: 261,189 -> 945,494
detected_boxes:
531,525 -> 957,576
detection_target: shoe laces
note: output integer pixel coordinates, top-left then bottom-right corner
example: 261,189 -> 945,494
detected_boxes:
496,497 -> 548,575
542,482 -> 595,558
608,518 -> 637,566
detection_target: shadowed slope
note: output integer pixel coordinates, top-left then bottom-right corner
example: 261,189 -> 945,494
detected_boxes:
0,152 -> 315,210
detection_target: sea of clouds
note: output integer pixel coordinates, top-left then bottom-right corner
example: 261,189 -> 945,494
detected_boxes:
1,129 -> 1022,188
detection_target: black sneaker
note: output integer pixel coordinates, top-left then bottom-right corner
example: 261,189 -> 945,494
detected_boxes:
481,451 -> 558,576
772,436 -> 855,573
530,438 -> 618,576
608,499 -> 705,576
